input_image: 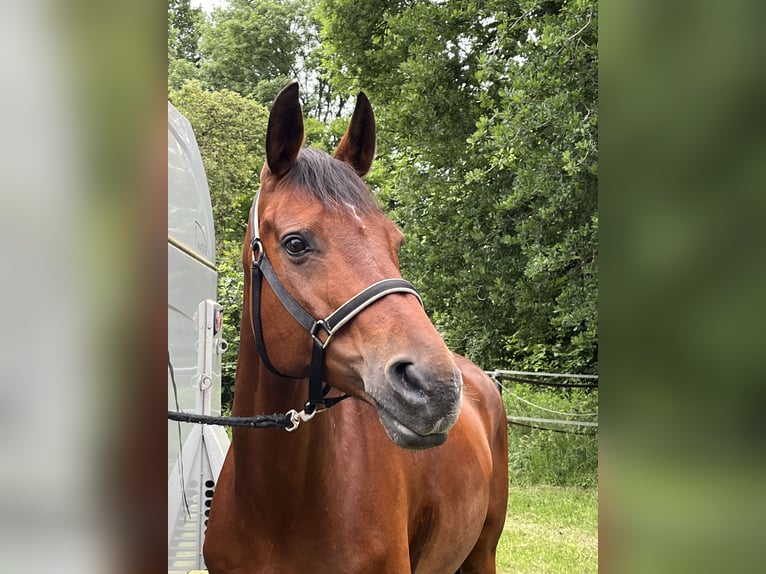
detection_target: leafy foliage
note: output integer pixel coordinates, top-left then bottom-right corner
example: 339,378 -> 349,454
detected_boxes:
198,0 -> 306,103
468,0 -> 598,373
216,240 -> 246,408
168,0 -> 204,89
168,0 -> 204,61
318,0 -> 598,374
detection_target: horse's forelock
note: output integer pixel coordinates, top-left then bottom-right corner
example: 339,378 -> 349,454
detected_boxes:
276,148 -> 380,215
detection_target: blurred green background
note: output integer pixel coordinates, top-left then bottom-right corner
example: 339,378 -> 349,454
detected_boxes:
602,0 -> 766,572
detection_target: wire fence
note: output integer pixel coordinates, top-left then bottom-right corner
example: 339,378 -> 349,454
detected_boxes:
489,369 -> 598,389
487,369 -> 599,435
507,391 -> 598,418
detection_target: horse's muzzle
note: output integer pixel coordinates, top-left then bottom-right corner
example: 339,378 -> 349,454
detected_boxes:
372,362 -> 463,450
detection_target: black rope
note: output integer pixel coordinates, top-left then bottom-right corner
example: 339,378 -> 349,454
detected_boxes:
167,410 -> 294,429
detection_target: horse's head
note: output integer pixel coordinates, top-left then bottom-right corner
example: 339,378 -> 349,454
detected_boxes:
249,82 -> 462,449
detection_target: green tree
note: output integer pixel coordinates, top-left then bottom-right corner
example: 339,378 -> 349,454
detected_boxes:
169,0 -> 204,62
215,239 -> 246,407
318,0 -> 598,373
198,0 -> 306,102
467,0 -> 598,372
295,1 -> 356,123
168,0 -> 204,89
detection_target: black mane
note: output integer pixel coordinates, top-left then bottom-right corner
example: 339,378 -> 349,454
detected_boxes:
277,148 -> 380,215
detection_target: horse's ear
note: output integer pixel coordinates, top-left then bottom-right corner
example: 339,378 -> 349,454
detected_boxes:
334,91 -> 376,177
266,81 -> 304,178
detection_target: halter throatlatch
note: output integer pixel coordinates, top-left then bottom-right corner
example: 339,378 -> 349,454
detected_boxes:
249,192 -> 423,417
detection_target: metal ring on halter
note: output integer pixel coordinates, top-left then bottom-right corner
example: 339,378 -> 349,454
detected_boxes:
310,320 -> 333,348
251,238 -> 264,265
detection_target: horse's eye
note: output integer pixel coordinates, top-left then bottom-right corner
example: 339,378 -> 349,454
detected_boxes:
283,235 -> 309,256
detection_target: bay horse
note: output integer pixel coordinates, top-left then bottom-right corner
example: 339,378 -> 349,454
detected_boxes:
203,82 -> 508,573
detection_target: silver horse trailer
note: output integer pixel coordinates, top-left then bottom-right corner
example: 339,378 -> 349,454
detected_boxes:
168,102 -> 229,573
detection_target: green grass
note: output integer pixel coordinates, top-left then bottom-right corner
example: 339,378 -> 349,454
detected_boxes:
496,486 -> 598,574
503,385 -> 599,487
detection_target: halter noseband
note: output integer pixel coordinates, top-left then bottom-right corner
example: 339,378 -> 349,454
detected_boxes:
249,191 -> 423,416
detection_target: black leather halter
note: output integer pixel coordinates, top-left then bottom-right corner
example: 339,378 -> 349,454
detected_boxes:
249,191 -> 423,416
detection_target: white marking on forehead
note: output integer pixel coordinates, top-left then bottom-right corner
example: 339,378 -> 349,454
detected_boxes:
344,202 -> 363,223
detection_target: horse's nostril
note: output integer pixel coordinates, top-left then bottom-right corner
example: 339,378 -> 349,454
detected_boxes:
383,358 -> 462,435
387,360 -> 430,397
392,361 -> 411,381
385,357 -> 462,406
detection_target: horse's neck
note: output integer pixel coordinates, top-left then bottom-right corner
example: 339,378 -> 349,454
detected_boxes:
229,358 -> 338,512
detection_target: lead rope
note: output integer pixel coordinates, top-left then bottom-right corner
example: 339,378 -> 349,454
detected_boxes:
167,345 -> 318,433
167,409 -> 302,430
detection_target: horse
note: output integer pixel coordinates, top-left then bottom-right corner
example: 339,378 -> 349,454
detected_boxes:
203,82 -> 508,574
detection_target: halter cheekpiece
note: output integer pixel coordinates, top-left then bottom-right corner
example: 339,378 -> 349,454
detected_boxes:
249,191 -> 423,416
